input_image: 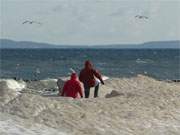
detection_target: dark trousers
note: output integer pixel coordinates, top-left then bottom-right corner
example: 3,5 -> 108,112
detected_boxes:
84,84 -> 99,98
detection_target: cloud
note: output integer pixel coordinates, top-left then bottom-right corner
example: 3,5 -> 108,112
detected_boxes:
1,0 -> 180,45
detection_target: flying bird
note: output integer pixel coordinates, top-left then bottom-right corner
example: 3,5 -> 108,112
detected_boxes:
22,20 -> 42,25
135,15 -> 148,19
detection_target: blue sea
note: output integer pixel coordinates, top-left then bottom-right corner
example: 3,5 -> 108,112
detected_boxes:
0,49 -> 179,80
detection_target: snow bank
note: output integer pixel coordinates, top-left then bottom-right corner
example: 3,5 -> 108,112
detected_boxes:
0,75 -> 180,135
0,112 -> 67,135
0,79 -> 26,105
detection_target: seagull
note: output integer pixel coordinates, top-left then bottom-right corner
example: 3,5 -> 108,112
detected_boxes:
22,20 -> 42,25
135,15 -> 148,19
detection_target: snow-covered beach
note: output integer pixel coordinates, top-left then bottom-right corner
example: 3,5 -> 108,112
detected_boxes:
1,0 -> 180,134
0,75 -> 180,135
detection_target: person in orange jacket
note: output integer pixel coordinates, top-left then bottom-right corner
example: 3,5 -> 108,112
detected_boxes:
61,73 -> 83,99
79,60 -> 104,98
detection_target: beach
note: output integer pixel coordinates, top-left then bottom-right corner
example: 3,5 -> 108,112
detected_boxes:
1,0 -> 180,134
0,75 -> 180,135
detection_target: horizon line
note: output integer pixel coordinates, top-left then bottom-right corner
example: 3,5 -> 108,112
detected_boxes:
1,38 -> 180,46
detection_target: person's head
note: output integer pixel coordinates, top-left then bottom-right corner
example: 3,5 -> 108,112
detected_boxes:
84,60 -> 93,69
71,73 -> 77,80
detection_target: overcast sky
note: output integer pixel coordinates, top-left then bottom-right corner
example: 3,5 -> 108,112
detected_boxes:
1,0 -> 180,45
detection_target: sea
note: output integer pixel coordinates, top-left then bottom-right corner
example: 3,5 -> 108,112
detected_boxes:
0,49 -> 180,80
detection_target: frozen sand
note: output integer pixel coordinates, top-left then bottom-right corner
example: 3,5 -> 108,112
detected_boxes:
0,112 -> 66,135
0,75 -> 180,135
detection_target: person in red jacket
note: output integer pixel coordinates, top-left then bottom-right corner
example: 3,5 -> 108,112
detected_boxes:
79,60 -> 104,98
61,73 -> 83,99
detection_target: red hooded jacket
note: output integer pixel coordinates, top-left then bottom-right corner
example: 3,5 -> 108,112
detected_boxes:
61,73 -> 83,98
79,61 -> 104,88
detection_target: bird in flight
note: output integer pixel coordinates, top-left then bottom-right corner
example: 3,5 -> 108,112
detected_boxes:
135,15 -> 148,19
22,20 -> 42,25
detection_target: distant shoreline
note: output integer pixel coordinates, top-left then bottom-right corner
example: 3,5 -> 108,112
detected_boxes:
1,48 -> 180,50
1,39 -> 180,49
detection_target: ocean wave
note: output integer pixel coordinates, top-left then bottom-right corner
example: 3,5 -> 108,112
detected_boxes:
135,58 -> 154,64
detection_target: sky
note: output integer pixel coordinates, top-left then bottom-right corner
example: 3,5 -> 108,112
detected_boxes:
1,0 -> 180,45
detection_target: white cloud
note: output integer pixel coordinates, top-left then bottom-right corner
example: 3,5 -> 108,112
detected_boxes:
1,0 -> 180,45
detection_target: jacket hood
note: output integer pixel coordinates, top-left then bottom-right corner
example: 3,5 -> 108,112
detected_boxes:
71,73 -> 77,80
85,60 -> 93,69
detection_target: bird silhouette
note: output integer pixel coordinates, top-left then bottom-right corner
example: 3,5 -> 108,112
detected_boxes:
22,20 -> 42,25
135,15 -> 148,19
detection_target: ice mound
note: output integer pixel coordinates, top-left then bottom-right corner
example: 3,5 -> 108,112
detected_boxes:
0,112 -> 67,135
0,79 -> 26,105
26,79 -> 57,91
40,79 -> 58,87
57,77 -> 68,93
23,78 -> 60,96
0,75 -> 180,135
105,90 -> 125,98
6,79 -> 26,91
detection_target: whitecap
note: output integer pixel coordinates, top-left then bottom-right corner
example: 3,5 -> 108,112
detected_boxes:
136,58 -> 147,64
